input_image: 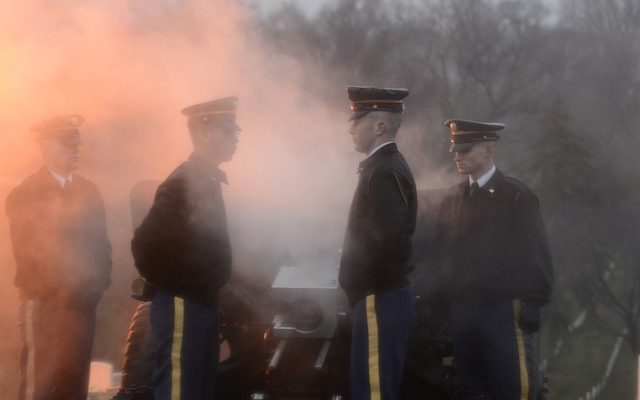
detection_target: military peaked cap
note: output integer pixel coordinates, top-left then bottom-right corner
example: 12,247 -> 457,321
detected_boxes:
348,86 -> 409,120
182,96 -> 240,131
30,114 -> 84,140
445,119 -> 505,152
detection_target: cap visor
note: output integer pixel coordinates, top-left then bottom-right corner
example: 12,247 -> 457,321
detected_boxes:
349,111 -> 370,121
38,130 -> 80,141
207,120 -> 241,132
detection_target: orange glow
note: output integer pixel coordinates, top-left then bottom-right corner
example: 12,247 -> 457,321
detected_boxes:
0,1 -> 357,397
88,361 -> 114,392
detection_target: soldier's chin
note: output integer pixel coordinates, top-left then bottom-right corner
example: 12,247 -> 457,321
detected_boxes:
456,165 -> 469,175
68,160 -> 80,171
223,149 -> 236,162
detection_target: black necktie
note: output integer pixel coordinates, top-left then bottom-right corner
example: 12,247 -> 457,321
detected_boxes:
470,181 -> 480,197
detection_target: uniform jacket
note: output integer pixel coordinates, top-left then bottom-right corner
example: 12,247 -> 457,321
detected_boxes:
434,169 -> 554,307
131,153 -> 231,306
5,168 -> 112,304
339,143 -> 417,306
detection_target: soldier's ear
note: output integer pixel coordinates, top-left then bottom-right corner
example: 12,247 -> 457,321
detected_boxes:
485,143 -> 496,157
38,139 -> 53,156
374,120 -> 386,135
197,129 -> 215,145
199,130 -> 210,142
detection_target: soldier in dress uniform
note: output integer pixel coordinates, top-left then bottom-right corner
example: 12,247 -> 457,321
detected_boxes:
435,119 -> 554,400
339,86 -> 417,400
131,97 -> 239,400
5,114 -> 112,400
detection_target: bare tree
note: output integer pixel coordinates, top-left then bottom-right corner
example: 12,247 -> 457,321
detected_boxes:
258,1 -> 640,395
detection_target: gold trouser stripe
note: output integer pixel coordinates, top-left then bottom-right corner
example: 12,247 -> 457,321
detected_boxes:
513,300 -> 530,400
366,295 -> 381,400
171,297 -> 185,400
352,99 -> 404,104
24,300 -> 35,400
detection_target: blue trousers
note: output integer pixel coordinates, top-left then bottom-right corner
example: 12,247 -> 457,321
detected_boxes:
350,285 -> 414,400
150,291 -> 219,400
452,300 -> 536,400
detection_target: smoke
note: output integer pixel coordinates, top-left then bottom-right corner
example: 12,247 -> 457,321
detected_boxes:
0,0 -> 374,394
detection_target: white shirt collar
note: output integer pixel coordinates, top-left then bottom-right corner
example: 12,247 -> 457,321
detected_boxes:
469,165 -> 496,188
48,169 -> 73,188
367,141 -> 395,157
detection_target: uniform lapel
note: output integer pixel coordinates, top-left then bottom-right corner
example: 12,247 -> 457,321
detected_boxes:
481,169 -> 505,199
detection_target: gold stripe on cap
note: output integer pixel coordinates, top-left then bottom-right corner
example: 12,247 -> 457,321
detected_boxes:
451,131 -> 498,135
352,99 -> 404,104
186,110 -> 235,118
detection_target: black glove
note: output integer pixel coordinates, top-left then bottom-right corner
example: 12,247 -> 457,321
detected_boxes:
519,301 -> 542,333
130,277 -> 157,302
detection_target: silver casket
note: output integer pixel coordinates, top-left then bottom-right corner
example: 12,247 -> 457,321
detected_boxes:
270,266 -> 342,339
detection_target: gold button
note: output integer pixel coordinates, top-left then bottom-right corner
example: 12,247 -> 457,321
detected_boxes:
489,188 -> 495,194
373,104 -> 378,109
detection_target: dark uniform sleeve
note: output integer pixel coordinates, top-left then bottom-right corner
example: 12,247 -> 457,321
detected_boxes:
91,187 -> 112,295
366,169 -> 413,275
513,190 -> 554,306
131,178 -> 189,286
369,170 -> 409,238
5,190 -> 54,297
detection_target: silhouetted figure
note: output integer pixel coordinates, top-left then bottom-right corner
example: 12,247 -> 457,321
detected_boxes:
131,97 -> 240,400
436,119 -> 554,400
6,114 -> 112,400
340,86 -> 417,400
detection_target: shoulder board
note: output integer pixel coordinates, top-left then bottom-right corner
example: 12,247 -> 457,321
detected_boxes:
504,176 -> 532,194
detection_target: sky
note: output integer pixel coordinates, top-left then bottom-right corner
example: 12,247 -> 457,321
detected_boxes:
253,0 -> 561,15
253,0 -> 330,15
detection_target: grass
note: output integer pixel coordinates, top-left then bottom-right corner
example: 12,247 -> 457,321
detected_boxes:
546,328 -> 636,399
